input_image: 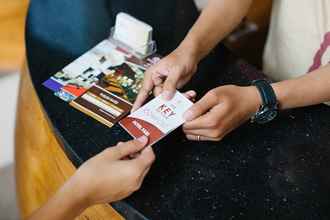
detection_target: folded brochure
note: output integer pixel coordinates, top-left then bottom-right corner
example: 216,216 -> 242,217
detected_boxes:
43,39 -> 161,128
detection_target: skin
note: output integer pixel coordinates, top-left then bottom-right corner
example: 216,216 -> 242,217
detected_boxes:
183,85 -> 261,141
133,0 -> 330,141
132,0 -> 253,111
183,64 -> 330,141
27,136 -> 155,220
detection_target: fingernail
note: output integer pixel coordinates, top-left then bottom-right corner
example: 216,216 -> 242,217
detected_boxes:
162,91 -> 173,100
137,135 -> 148,144
183,110 -> 193,121
190,91 -> 197,98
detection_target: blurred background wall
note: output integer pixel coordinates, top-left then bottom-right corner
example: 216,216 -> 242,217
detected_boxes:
0,0 -> 29,73
0,1 -> 29,220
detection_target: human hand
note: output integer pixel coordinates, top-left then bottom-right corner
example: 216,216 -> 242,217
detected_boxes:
71,136 -> 155,206
132,45 -> 199,112
183,85 -> 261,141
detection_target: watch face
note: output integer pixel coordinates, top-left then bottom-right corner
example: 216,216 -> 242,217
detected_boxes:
255,107 -> 278,124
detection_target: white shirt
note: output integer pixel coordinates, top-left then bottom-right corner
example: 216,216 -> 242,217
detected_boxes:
263,0 -> 330,81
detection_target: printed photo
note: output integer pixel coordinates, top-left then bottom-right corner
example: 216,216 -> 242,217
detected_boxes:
54,89 -> 76,102
98,63 -> 145,103
90,40 -> 127,72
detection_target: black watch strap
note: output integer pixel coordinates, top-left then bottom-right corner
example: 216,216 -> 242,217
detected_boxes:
252,79 -> 277,107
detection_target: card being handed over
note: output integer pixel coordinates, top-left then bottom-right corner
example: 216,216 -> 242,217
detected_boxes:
120,91 -> 193,146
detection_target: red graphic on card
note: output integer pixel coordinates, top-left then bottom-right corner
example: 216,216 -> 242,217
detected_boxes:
120,117 -> 164,145
63,84 -> 87,97
156,104 -> 176,119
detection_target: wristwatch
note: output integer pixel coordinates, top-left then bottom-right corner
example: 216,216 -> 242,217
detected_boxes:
251,79 -> 279,124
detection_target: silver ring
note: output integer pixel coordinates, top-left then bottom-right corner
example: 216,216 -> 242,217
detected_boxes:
197,135 -> 201,141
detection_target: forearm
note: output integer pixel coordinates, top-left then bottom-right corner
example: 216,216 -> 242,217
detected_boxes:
27,177 -> 88,220
272,64 -> 330,110
179,0 -> 252,61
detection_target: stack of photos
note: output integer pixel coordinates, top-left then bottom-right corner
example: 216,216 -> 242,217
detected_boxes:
43,39 -> 161,128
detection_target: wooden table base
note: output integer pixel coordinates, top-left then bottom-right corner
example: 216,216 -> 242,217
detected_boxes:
15,64 -> 123,220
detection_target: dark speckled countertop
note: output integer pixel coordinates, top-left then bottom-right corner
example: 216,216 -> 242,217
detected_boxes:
26,0 -> 330,219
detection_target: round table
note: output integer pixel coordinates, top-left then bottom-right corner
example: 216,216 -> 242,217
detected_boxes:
16,1 -> 330,219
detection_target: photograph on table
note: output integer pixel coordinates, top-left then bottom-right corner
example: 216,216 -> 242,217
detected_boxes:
46,66 -> 103,102
98,62 -> 145,103
43,51 -> 104,96
89,40 -> 127,71
42,38 -> 161,127
43,40 -> 124,101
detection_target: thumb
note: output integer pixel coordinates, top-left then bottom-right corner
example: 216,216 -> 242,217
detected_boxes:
112,136 -> 149,159
183,92 -> 218,121
134,146 -> 155,171
183,90 -> 197,101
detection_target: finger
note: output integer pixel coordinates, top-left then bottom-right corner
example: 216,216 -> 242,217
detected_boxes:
139,166 -> 151,184
134,166 -> 152,192
162,67 -> 182,100
128,152 -> 140,159
183,128 -> 216,137
112,136 -> 149,159
132,72 -> 154,112
153,76 -> 163,86
183,90 -> 197,101
134,146 -> 155,169
153,85 -> 163,97
132,88 -> 150,112
183,111 -> 217,130
183,92 -> 219,122
152,71 -> 166,86
186,134 -> 223,142
184,102 -> 227,130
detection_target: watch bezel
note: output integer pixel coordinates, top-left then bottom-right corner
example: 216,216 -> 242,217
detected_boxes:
253,104 -> 278,124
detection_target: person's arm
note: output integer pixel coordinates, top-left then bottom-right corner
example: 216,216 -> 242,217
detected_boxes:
182,65 -> 330,141
181,0 -> 253,62
272,64 -> 330,109
28,136 -> 155,220
27,178 -> 88,220
132,0 -> 253,111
